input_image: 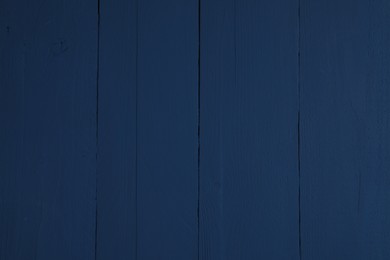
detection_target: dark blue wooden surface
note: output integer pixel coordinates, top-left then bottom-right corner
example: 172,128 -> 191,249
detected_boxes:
300,0 -> 390,259
1,0 -> 390,259
199,0 -> 299,259
97,0 -> 137,259
0,0 -> 97,259
136,0 -> 198,259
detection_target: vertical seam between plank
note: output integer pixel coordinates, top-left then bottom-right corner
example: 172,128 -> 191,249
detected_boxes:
197,0 -> 201,258
135,0 -> 139,258
297,0 -> 302,259
95,0 -> 100,259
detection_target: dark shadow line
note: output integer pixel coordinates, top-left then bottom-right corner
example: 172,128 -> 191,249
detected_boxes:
134,0 -> 139,260
95,0 -> 100,259
197,0 -> 201,259
297,0 -> 302,259
135,0 -> 139,258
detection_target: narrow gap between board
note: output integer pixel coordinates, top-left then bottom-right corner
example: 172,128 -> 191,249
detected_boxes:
197,0 -> 201,258
95,0 -> 100,259
135,0 -> 139,258
297,0 -> 302,259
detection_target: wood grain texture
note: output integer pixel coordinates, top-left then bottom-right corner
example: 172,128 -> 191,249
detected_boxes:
136,0 -> 199,259
300,0 -> 390,259
0,0 -> 97,259
3,0 -> 390,259
97,0 -> 137,259
199,0 -> 300,259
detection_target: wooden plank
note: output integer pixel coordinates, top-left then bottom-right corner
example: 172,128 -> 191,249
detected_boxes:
300,0 -> 390,258
136,0 -> 199,259
199,0 -> 300,259
96,0 -> 137,259
0,1 -> 97,259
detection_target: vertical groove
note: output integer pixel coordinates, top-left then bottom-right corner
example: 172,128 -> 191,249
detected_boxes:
298,115 -> 302,260
197,0 -> 201,258
135,0 -> 139,258
297,0 -> 302,259
95,0 -> 100,259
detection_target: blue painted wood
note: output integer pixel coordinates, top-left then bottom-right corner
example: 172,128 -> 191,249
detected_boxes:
2,1 -> 390,259
96,0 -> 137,259
136,0 -> 199,259
199,0 -> 300,259
97,0 -> 199,258
0,0 -> 97,259
300,0 -> 390,259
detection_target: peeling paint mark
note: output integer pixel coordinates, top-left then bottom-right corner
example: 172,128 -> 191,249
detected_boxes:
51,38 -> 69,56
